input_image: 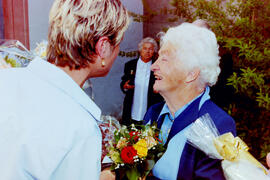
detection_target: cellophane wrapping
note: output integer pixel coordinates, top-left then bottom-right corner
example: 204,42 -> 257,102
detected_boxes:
186,113 -> 270,180
98,115 -> 121,162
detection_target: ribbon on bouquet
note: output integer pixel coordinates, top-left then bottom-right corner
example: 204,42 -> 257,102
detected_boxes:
214,132 -> 267,174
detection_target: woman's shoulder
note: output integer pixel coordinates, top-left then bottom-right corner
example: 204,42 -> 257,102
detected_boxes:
200,100 -> 236,136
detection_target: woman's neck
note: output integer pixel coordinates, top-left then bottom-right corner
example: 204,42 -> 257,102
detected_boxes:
161,85 -> 204,116
60,66 -> 91,88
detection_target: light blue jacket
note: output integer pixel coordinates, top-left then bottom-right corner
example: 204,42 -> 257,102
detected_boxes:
0,57 -> 102,180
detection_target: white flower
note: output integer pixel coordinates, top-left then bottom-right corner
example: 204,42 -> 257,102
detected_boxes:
34,40 -> 48,59
116,138 -> 127,149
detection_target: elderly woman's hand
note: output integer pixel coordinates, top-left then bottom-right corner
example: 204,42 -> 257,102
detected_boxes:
100,168 -> 115,180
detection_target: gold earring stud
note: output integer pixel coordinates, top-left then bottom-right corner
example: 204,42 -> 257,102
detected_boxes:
101,59 -> 106,67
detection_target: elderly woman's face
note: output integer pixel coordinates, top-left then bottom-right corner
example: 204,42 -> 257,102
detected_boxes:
151,42 -> 189,95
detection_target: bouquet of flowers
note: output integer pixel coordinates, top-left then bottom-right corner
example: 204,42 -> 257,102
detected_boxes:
107,123 -> 165,180
186,114 -> 270,180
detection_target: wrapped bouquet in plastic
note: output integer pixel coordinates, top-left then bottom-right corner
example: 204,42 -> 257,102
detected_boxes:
186,114 -> 270,180
0,39 -> 49,69
98,115 -> 121,162
0,39 -> 34,68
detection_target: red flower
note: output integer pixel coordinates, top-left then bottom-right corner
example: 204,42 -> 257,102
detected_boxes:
129,131 -> 139,141
120,146 -> 137,164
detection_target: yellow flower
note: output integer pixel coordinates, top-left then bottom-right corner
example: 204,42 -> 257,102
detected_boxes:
133,139 -> 148,157
40,51 -> 47,58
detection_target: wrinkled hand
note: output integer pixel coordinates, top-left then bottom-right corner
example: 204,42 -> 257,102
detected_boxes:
100,168 -> 115,180
123,80 -> 135,90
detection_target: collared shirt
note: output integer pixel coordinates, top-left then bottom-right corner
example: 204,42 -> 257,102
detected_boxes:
153,87 -> 210,180
131,58 -> 152,121
159,87 -> 210,144
0,57 -> 102,180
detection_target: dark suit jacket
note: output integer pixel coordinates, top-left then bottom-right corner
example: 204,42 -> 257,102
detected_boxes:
144,93 -> 236,180
120,58 -> 163,125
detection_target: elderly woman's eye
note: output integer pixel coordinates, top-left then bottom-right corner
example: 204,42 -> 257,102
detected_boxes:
162,58 -> 167,61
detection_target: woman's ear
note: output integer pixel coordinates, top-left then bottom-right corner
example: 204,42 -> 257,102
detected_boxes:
95,36 -> 111,58
186,68 -> 200,83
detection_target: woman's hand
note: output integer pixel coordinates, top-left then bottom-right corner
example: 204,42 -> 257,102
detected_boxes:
100,168 -> 115,180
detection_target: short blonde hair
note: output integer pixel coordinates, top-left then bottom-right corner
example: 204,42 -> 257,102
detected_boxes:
47,0 -> 129,69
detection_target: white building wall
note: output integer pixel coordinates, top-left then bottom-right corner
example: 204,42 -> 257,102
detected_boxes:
28,0 -> 143,118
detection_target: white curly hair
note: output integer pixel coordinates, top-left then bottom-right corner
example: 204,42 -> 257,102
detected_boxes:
160,22 -> 221,87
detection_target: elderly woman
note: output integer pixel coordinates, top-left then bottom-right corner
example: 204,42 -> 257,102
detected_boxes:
144,23 -> 236,179
0,0 -> 129,179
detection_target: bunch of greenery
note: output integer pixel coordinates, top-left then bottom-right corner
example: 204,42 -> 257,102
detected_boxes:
130,0 -> 270,163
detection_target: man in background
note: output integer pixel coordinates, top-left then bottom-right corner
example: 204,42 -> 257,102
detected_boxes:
120,37 -> 163,126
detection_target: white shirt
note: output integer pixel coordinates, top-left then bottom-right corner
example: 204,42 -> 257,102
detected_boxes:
0,57 -> 102,180
131,58 -> 151,121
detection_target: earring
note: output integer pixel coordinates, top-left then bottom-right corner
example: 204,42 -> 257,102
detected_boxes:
101,58 -> 106,67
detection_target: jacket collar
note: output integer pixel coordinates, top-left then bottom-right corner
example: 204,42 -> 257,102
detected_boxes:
166,94 -> 204,143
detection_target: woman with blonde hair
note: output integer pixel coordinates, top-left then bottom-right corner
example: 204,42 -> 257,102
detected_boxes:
0,0 -> 129,179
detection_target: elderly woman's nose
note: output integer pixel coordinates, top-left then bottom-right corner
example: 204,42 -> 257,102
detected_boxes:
151,62 -> 158,71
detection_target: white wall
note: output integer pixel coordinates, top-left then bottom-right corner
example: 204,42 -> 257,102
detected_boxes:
28,0 -> 54,49
28,0 -> 143,118
91,0 -> 143,118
